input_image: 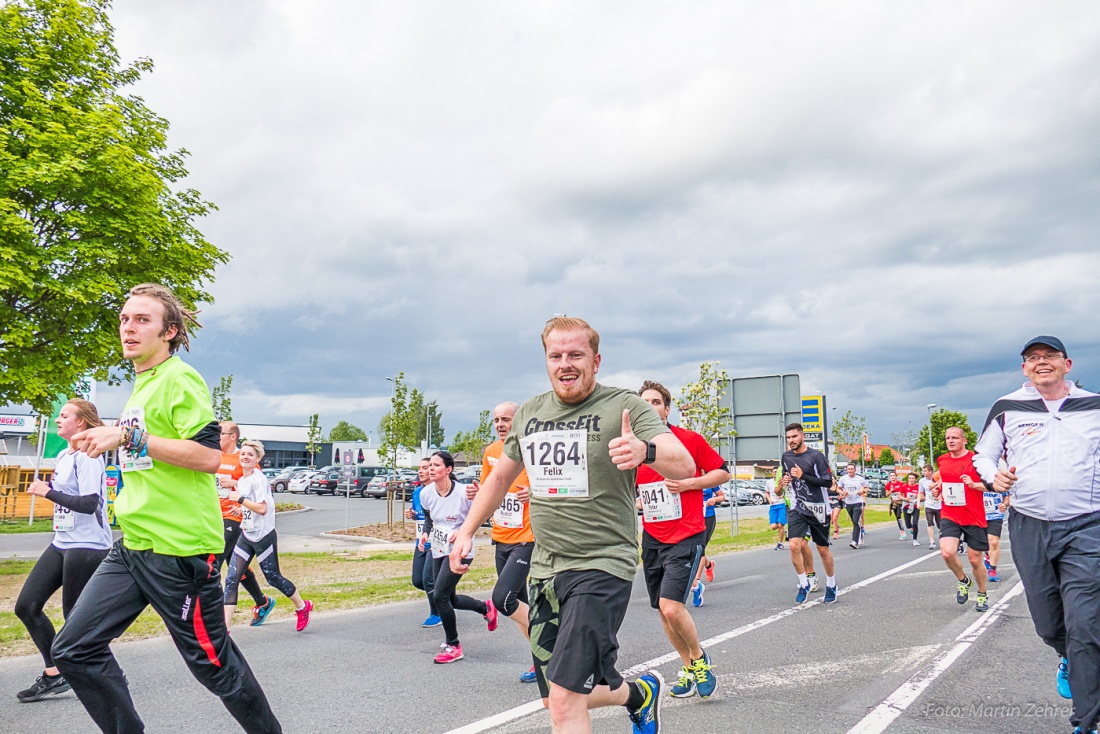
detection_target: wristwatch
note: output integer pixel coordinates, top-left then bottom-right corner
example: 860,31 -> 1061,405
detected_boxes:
642,440 -> 657,464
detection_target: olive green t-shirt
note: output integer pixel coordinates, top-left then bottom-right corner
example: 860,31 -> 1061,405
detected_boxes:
115,356 -> 223,556
504,383 -> 669,581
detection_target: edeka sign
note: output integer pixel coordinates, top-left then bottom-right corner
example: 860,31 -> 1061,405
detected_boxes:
801,396 -> 824,432
0,415 -> 37,434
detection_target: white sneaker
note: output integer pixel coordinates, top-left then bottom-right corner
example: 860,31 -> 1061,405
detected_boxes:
898,532 -> 907,540
808,575 -> 819,592
912,540 -> 920,546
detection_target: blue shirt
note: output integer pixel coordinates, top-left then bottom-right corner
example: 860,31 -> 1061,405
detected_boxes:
702,487 -> 719,518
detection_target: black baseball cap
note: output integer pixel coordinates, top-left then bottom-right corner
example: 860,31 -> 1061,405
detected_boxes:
1020,336 -> 1067,358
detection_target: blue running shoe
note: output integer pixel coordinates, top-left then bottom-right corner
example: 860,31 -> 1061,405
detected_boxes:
692,582 -> 705,608
1057,657 -> 1072,699
629,671 -> 663,734
823,585 -> 837,604
669,666 -> 695,698
795,584 -> 809,604
250,596 -> 276,627
519,666 -> 537,683
692,651 -> 717,698
1072,728 -> 1098,734
422,614 -> 442,628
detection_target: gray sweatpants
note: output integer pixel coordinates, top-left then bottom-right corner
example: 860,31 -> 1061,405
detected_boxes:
1009,509 -> 1100,731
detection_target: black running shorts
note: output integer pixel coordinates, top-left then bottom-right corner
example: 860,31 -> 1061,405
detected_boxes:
788,510 -> 831,547
939,518 -> 990,552
985,518 -> 1003,538
641,531 -> 705,609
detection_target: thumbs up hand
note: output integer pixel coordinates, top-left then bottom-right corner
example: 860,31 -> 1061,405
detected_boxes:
609,409 -> 645,471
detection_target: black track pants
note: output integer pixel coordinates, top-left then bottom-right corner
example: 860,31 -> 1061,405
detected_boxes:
220,519 -> 267,607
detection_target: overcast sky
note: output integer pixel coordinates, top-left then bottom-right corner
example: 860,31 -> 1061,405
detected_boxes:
91,1 -> 1100,450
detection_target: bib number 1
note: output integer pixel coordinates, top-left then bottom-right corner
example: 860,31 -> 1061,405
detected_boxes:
942,482 -> 967,507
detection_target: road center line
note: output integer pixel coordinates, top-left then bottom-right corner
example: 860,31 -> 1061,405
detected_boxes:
845,580 -> 1026,734
445,550 -> 943,734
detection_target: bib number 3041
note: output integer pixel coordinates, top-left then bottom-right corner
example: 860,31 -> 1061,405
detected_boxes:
520,430 -> 589,498
638,481 -> 682,522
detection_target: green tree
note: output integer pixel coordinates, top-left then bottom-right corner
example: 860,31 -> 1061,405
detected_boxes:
915,409 -> 977,466
210,375 -> 233,421
831,410 -> 867,463
449,410 -> 493,465
0,0 -> 225,413
877,447 -> 895,466
416,400 -> 446,448
328,420 -> 367,442
378,373 -> 420,469
678,361 -> 734,449
305,413 -> 323,467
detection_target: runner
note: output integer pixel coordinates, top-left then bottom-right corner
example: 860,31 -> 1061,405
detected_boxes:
933,426 -> 989,612
884,472 -> 907,540
837,463 -> 869,548
696,483 -> 727,585
767,468 -> 787,550
982,488 -> 1007,582
779,423 -> 838,604
15,399 -> 111,703
481,401 -> 537,682
902,472 -> 923,546
635,380 -> 729,698
420,450 -> 495,664
54,283 -> 281,733
216,421 -> 274,627
921,464 -> 941,549
405,457 -> 441,627
973,336 -> 1100,734
449,316 -> 694,734
223,440 -> 313,632
828,475 -> 842,541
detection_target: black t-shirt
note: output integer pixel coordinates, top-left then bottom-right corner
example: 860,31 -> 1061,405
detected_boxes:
781,448 -> 833,521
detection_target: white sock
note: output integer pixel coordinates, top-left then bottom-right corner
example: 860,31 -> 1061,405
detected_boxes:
797,573 -> 808,587
826,575 -> 836,588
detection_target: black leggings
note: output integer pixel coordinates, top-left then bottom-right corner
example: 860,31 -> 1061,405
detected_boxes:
431,555 -> 487,646
846,504 -> 864,544
224,530 -> 297,606
904,506 -> 921,540
492,542 -> 532,616
15,544 -> 108,668
891,502 -> 904,530
412,546 -> 439,616
220,519 -> 268,607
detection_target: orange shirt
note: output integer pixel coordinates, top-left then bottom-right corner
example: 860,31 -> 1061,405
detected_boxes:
217,451 -> 244,521
482,440 -> 534,544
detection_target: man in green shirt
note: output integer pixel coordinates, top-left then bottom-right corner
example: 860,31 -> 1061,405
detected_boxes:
54,283 -> 281,734
451,316 -> 694,734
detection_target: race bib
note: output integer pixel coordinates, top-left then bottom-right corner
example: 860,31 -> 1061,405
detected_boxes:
415,519 -> 425,537
520,430 -> 589,498
431,525 -> 452,555
217,483 -> 231,499
942,482 -> 966,507
983,493 -> 999,514
493,493 -> 525,528
53,504 -> 75,532
638,481 -> 682,522
803,501 -> 829,525
240,508 -> 255,532
117,407 -> 153,472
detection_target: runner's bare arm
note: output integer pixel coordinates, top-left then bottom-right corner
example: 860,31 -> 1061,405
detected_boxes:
666,467 -> 731,493
73,425 -> 221,473
449,454 -> 522,571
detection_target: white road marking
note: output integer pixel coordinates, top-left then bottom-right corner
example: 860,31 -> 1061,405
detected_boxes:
844,580 -> 1026,734
443,550 -> 943,734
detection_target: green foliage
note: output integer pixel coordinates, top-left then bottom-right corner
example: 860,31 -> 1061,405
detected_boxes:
449,410 -> 493,465
679,361 -> 734,448
378,373 -> 421,469
210,375 -> 233,421
416,400 -> 445,448
305,413 -> 322,466
877,447 -> 895,466
0,0 -> 226,413
831,410 -> 867,460
915,409 -> 977,465
328,420 -> 367,442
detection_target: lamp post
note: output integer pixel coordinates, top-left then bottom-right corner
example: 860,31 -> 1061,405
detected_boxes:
926,403 -> 937,466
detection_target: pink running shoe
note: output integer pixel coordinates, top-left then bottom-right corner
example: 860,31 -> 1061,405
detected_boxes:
705,561 -> 715,584
295,600 -> 313,632
484,600 -> 498,632
434,643 -> 464,664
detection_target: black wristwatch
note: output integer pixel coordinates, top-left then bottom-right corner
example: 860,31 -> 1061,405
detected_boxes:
642,440 -> 657,464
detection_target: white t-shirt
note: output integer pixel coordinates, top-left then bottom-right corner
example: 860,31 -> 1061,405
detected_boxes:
765,478 -> 784,505
919,477 -> 940,510
50,449 -> 113,551
838,474 -> 869,506
237,470 -> 276,542
421,481 -> 472,560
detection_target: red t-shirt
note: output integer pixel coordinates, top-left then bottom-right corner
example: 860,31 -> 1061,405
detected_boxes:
636,424 -> 726,544
217,452 -> 244,521
884,480 -> 907,502
936,451 -> 987,527
901,482 -> 921,504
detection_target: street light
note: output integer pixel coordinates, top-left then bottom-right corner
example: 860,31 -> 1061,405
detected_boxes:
926,403 -> 937,466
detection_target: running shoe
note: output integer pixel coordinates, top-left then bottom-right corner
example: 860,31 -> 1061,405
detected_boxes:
669,666 -> 696,698
705,561 -> 715,583
1071,728 -> 1098,734
957,543 -> 966,555
988,568 -> 1000,582
692,582 -> 705,608
1057,657 -> 1072,699
823,585 -> 837,604
692,651 -> 717,698
775,542 -> 785,551
484,599 -> 498,632
975,592 -> 989,612
795,584 -> 809,604
849,541 -> 858,549
912,539 -> 920,547
983,554 -> 992,572
17,673 -> 71,702
628,671 -> 664,734
929,542 -> 937,550
250,596 -> 276,627
956,577 -> 972,605
899,531 -> 907,540
434,643 -> 464,664
422,614 -> 442,628
807,573 -> 819,592
520,666 -> 537,683
295,599 -> 313,632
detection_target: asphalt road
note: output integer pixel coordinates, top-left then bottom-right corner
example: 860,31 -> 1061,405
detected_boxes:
0,520 -> 1075,734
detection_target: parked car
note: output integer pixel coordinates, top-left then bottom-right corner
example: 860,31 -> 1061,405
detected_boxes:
289,470 -> 323,494
732,481 -> 768,506
866,479 -> 886,498
337,466 -> 390,497
455,466 -> 482,483
308,471 -> 342,495
271,467 -> 311,493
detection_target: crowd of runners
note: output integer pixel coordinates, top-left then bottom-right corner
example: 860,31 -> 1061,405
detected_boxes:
8,288 -> 1100,734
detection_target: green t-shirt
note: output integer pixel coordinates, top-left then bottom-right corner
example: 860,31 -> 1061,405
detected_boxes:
504,383 -> 669,582
115,356 -> 223,556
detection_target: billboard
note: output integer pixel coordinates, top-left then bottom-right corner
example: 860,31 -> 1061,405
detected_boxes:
801,394 -> 828,458
719,374 -> 802,463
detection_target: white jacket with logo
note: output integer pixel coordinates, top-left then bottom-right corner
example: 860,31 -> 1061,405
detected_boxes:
973,381 -> 1100,522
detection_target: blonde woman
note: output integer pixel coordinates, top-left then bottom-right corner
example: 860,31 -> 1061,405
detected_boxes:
15,399 -> 111,702
223,440 -> 313,632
